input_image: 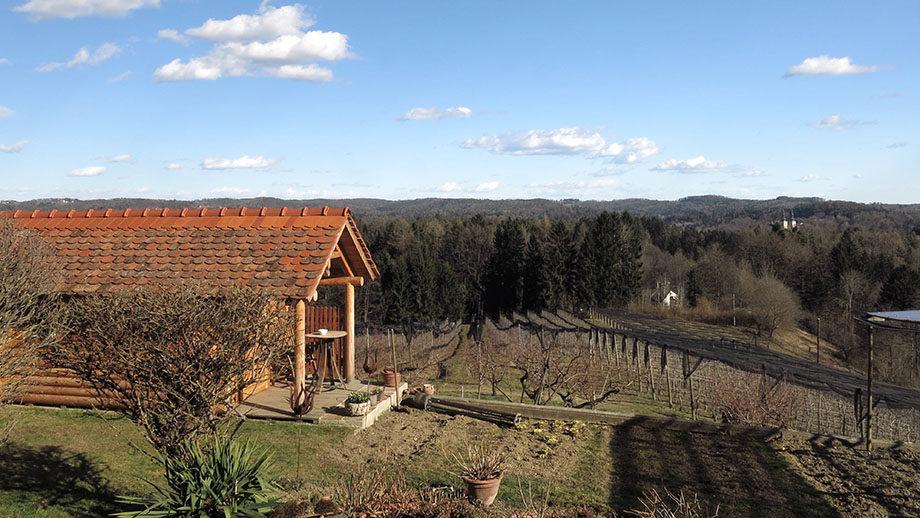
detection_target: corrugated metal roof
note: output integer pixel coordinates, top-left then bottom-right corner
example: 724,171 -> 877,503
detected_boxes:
867,311 -> 920,324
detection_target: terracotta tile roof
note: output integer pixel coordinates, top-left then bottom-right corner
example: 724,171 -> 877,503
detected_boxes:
0,206 -> 378,299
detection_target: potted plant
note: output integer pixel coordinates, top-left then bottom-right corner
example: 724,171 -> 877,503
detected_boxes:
454,445 -> 506,506
345,391 -> 371,416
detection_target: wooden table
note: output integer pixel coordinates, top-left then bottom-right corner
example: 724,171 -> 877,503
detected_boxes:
306,330 -> 348,391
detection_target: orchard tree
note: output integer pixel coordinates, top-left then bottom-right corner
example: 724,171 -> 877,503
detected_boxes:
0,220 -> 60,440
50,284 -> 294,454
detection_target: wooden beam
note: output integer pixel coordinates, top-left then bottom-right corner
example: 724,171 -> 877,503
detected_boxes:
335,245 -> 355,277
318,276 -> 364,287
345,283 -> 356,384
294,299 -> 306,412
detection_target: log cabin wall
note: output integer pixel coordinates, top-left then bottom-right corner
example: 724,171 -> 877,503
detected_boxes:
14,305 -> 342,408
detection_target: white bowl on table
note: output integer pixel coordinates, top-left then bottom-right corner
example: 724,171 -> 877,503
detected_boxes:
318,328 -> 328,336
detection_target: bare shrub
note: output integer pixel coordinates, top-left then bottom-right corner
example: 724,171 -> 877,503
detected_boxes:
0,220 -> 60,441
627,488 -> 719,518
49,283 -> 294,454
710,370 -> 804,429
331,455 -> 414,518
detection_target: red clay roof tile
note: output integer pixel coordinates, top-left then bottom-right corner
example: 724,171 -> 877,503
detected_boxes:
1,206 -> 378,299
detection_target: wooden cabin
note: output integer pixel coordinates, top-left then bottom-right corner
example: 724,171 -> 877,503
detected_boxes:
0,206 -> 378,409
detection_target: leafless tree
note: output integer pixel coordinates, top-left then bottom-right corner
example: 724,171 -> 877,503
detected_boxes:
509,326 -> 633,408
0,220 -> 60,441
49,283 -> 294,454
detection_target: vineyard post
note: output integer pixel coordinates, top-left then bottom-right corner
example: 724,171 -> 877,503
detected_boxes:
867,325 -> 874,452
632,338 -> 640,392
663,345 -> 672,408
689,372 -> 697,420
644,342 -> 655,401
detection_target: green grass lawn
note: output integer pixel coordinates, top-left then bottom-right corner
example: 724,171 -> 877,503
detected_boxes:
0,407 -> 350,518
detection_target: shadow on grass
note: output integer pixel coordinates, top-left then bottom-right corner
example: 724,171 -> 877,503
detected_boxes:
608,417 -> 841,518
0,443 -> 120,517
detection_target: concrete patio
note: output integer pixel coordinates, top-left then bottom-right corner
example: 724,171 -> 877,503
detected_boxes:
236,379 -> 408,429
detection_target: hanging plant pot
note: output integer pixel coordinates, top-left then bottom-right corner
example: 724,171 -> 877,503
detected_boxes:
462,474 -> 503,506
382,369 -> 401,387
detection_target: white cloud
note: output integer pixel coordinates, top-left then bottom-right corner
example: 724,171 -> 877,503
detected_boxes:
474,181 -> 499,192
0,141 -> 28,153
68,166 -> 106,176
811,114 -> 876,130
211,186 -> 254,196
155,4 -> 348,82
0,58 -> 9,65
785,55 -> 883,77
109,70 -> 133,82
185,3 -> 314,42
399,107 -> 472,121
14,0 -> 160,20
154,58 -> 223,81
887,141 -> 908,149
736,170 -> 768,178
38,43 -> 120,72
652,156 -> 731,173
108,154 -> 135,163
798,174 -> 828,182
0,105 -> 14,118
592,165 -> 634,177
463,127 -> 659,164
601,137 -> 660,164
525,178 -> 622,198
165,163 -> 185,169
201,155 -> 276,170
158,29 -> 190,46
437,182 -> 461,192
264,64 -> 333,81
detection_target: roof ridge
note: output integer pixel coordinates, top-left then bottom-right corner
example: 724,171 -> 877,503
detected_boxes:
1,206 -> 351,219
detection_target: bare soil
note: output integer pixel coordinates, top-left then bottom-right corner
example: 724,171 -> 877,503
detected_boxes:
320,408 -> 920,517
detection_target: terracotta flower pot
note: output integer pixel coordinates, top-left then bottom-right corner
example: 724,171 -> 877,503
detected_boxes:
463,473 -> 503,506
382,369 -> 401,387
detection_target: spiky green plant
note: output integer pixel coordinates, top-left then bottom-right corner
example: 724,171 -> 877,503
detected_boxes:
114,436 -> 279,518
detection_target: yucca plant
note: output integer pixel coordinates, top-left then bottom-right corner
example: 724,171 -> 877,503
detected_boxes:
115,436 -> 279,518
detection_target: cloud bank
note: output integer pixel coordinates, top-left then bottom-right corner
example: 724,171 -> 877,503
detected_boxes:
155,3 -> 348,82
399,107 -> 472,121
785,55 -> 883,77
462,127 -> 659,164
201,155 -> 276,170
811,114 -> 876,130
0,141 -> 28,153
38,43 -> 120,71
14,0 -> 160,20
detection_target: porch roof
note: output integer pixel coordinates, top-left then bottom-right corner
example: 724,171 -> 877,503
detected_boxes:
1,206 -> 378,300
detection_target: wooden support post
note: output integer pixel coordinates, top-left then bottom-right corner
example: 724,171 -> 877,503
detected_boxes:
294,299 -> 306,412
345,282 -> 356,384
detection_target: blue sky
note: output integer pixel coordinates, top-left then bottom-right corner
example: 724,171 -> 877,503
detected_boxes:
1,1 -> 917,202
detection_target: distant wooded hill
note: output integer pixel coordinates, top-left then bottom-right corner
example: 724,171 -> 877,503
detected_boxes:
2,196 -> 919,232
